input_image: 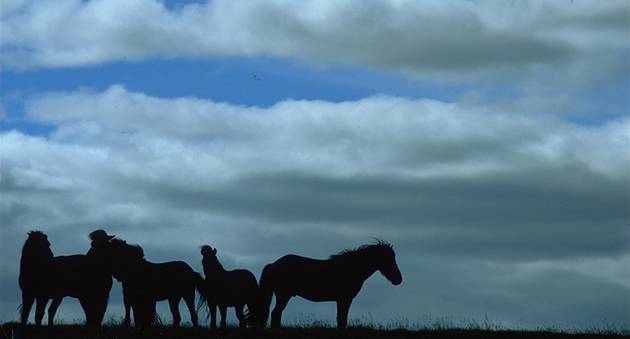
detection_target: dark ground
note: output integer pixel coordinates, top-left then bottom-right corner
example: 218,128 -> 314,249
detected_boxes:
1,323 -> 627,339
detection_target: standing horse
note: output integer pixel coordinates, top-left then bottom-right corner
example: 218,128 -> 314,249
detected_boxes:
18,230 -> 114,326
109,239 -> 205,327
200,245 -> 259,328
259,240 -> 402,328
19,231 -> 52,325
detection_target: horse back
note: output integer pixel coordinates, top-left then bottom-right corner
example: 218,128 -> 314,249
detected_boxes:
148,260 -> 194,275
227,269 -> 258,288
122,260 -> 198,306
267,254 -> 356,302
209,269 -> 258,306
273,254 -> 329,273
142,260 -> 196,292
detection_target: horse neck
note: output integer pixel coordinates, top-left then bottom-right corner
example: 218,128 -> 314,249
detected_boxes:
115,257 -> 146,280
21,245 -> 53,267
203,257 -> 226,279
334,251 -> 378,282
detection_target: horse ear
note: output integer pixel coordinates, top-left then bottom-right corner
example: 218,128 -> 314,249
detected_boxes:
213,248 -> 217,255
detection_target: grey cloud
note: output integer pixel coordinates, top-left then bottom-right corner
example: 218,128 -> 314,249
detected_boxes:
134,168 -> 627,262
1,89 -> 628,327
385,255 -> 630,329
249,1 -> 575,70
2,0 -> 627,87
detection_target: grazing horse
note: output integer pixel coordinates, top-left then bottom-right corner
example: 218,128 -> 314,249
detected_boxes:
200,245 -> 259,328
259,240 -> 402,328
109,239 -> 205,327
18,230 -> 114,326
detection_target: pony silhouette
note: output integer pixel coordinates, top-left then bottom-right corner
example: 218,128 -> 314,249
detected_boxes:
18,230 -> 114,326
259,240 -> 402,328
200,245 -> 259,328
109,238 -> 205,327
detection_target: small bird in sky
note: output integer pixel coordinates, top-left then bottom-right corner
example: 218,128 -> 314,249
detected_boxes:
252,73 -> 260,81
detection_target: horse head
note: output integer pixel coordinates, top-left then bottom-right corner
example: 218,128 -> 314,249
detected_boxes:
22,230 -> 53,260
200,245 -> 224,276
109,238 -> 144,282
87,229 -> 116,256
201,245 -> 217,257
83,229 -> 118,279
89,229 -> 116,247
372,241 -> 402,285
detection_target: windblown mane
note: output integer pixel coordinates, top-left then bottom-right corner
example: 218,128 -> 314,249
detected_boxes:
329,239 -> 393,260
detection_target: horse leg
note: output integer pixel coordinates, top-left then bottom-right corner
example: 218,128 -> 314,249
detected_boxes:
79,297 -> 93,326
219,304 -> 227,329
336,299 -> 352,329
168,297 -> 181,327
20,293 -> 35,325
270,294 -> 290,329
47,297 -> 63,326
93,294 -> 108,326
34,297 -> 48,326
209,303 -> 217,329
184,290 -> 198,327
123,291 -> 131,327
235,304 -> 246,328
132,298 -> 153,327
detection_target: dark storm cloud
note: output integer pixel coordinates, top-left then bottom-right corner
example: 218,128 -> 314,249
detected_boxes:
130,167 -> 627,262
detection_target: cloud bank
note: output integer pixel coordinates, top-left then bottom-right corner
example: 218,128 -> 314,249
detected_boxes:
1,86 -> 628,327
3,0 -> 628,83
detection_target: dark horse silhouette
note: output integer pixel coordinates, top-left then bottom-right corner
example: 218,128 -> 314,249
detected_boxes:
200,245 -> 259,328
259,240 -> 402,328
18,230 -> 114,326
109,238 -> 205,327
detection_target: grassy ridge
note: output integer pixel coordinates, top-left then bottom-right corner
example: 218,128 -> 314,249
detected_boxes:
2,323 -> 627,339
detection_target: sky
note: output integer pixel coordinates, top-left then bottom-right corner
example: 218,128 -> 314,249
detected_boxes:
1,0 -> 629,330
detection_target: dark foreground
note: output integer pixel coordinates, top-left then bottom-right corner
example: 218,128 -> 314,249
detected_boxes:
1,323 -> 626,339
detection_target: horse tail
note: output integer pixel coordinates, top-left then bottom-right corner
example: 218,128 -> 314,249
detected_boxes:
193,272 -> 208,313
258,263 -> 274,328
17,303 -> 24,324
152,307 -> 163,327
241,270 -> 259,327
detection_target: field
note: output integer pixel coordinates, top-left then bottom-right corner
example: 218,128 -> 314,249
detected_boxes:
2,323 -> 627,339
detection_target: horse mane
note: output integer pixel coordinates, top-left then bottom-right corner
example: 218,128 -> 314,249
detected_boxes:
329,239 -> 393,261
110,238 -> 144,259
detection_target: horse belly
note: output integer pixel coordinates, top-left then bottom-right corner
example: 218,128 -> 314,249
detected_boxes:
297,292 -> 337,302
292,276 -> 342,302
296,282 -> 340,302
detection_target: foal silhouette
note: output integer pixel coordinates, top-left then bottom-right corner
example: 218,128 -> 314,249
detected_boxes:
200,245 -> 259,328
18,230 -> 114,326
109,239 -> 205,327
259,240 -> 402,328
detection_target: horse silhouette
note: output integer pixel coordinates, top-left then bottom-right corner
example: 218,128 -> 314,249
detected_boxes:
259,240 -> 402,328
109,238 -> 205,327
200,245 -> 259,329
18,230 -> 114,326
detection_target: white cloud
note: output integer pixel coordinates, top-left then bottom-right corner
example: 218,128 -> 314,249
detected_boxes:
1,86 -> 628,326
2,0 -> 627,84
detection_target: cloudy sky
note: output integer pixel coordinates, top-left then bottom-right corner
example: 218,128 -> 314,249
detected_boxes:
1,0 -> 629,330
